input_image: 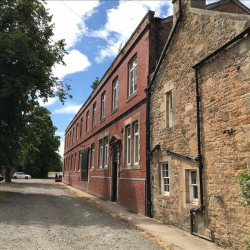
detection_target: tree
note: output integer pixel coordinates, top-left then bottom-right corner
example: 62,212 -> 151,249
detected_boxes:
237,169 -> 250,249
91,77 -> 100,90
0,0 -> 70,181
20,105 -> 62,178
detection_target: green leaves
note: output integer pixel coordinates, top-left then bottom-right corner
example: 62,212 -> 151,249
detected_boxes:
0,0 -> 70,176
236,169 -> 250,206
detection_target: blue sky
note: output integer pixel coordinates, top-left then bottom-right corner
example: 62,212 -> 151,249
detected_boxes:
40,0 -> 250,157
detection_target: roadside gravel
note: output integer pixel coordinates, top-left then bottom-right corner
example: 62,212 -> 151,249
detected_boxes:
0,179 -> 164,250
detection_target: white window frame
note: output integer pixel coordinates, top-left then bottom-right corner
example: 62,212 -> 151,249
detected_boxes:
80,118 -> 83,137
86,110 -> 89,133
98,139 -> 103,169
74,153 -> 77,171
78,151 -> 81,171
101,92 -> 106,120
161,163 -> 170,195
113,78 -> 118,110
168,91 -> 172,128
129,56 -> 137,96
104,137 -> 109,168
93,103 -> 96,127
189,170 -> 198,203
91,144 -> 95,169
133,122 -> 139,165
126,125 -> 131,165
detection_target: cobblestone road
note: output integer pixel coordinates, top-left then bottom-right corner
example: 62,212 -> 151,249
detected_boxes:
0,179 -> 163,250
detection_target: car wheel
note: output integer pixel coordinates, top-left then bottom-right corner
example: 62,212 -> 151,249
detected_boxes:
25,176 -> 28,179
14,176 -> 17,179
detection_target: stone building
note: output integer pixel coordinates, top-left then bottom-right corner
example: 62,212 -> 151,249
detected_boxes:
63,11 -> 173,215
148,0 -> 250,249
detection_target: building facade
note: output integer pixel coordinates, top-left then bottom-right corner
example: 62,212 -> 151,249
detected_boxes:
63,11 -> 172,215
149,0 -> 250,249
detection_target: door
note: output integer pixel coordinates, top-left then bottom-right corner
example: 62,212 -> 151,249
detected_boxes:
111,146 -> 118,202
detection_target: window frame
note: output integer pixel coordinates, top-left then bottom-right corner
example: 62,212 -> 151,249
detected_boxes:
98,139 -> 103,169
80,118 -> 83,137
129,55 -> 137,96
167,91 -> 173,128
161,163 -> 170,195
189,170 -> 198,203
91,144 -> 95,169
133,122 -> 139,165
101,92 -> 106,120
86,110 -> 89,133
74,153 -> 77,171
113,78 -> 118,110
93,102 -> 96,128
125,125 -> 131,165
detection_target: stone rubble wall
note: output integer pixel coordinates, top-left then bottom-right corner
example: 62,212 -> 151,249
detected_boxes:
150,4 -> 250,249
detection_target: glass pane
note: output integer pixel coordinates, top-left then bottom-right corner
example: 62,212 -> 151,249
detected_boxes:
134,134 -> 138,163
193,186 -> 198,199
191,171 -> 197,184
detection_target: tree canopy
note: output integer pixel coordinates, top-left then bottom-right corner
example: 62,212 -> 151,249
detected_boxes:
20,105 -> 62,178
0,0 -> 70,179
91,77 -> 100,90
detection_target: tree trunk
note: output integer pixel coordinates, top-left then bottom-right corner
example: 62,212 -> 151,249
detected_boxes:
5,168 -> 11,182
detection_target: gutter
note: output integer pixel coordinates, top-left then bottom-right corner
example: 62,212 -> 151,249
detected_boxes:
145,0 -> 183,218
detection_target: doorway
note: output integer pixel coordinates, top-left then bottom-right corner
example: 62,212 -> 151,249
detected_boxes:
111,145 -> 118,202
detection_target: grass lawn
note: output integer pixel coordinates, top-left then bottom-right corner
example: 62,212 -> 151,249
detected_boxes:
48,172 -> 61,177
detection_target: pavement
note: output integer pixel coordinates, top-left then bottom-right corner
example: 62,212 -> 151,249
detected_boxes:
61,182 -> 225,250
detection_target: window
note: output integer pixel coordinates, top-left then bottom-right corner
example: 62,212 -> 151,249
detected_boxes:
91,144 -> 95,169
167,91 -> 172,128
80,118 -> 83,137
74,153 -> 77,171
129,56 -> 137,96
104,137 -> 109,168
93,103 -> 96,127
78,151 -> 81,171
76,123 -> 79,140
126,125 -> 131,165
113,78 -> 118,109
133,122 -> 139,164
190,170 -> 198,203
161,163 -> 169,195
98,139 -> 103,168
70,131 -> 72,146
72,128 -> 75,143
101,92 -> 106,120
98,136 -> 109,169
71,155 -> 73,171
86,111 -> 89,133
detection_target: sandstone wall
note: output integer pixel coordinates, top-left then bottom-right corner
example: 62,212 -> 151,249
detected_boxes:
150,3 -> 250,249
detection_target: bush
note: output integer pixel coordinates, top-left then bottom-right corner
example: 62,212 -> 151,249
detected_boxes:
237,169 -> 250,249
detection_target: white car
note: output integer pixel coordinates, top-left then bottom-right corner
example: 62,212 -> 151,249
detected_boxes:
13,172 -> 31,179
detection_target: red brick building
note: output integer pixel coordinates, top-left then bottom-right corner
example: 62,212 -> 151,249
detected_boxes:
63,11 -> 172,215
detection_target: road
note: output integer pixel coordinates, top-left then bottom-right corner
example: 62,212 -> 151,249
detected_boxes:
0,179 -> 164,250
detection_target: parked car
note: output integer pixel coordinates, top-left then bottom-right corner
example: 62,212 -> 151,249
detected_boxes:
13,172 -> 31,179
0,174 -> 4,181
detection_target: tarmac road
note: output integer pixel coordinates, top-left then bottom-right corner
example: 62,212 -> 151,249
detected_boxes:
0,179 -> 164,250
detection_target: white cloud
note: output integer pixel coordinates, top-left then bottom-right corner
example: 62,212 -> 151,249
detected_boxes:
53,49 -> 91,79
56,131 -> 65,137
38,97 -> 58,107
93,1 -> 171,63
58,141 -> 64,158
45,0 -> 100,49
54,102 -> 82,114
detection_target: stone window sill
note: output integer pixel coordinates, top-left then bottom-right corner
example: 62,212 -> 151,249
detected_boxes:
126,90 -> 137,103
100,118 -> 106,124
111,107 -> 118,115
121,165 -> 140,170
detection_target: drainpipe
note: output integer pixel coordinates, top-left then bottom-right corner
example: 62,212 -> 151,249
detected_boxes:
145,0 -> 182,218
145,76 -> 152,217
190,27 -> 250,240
